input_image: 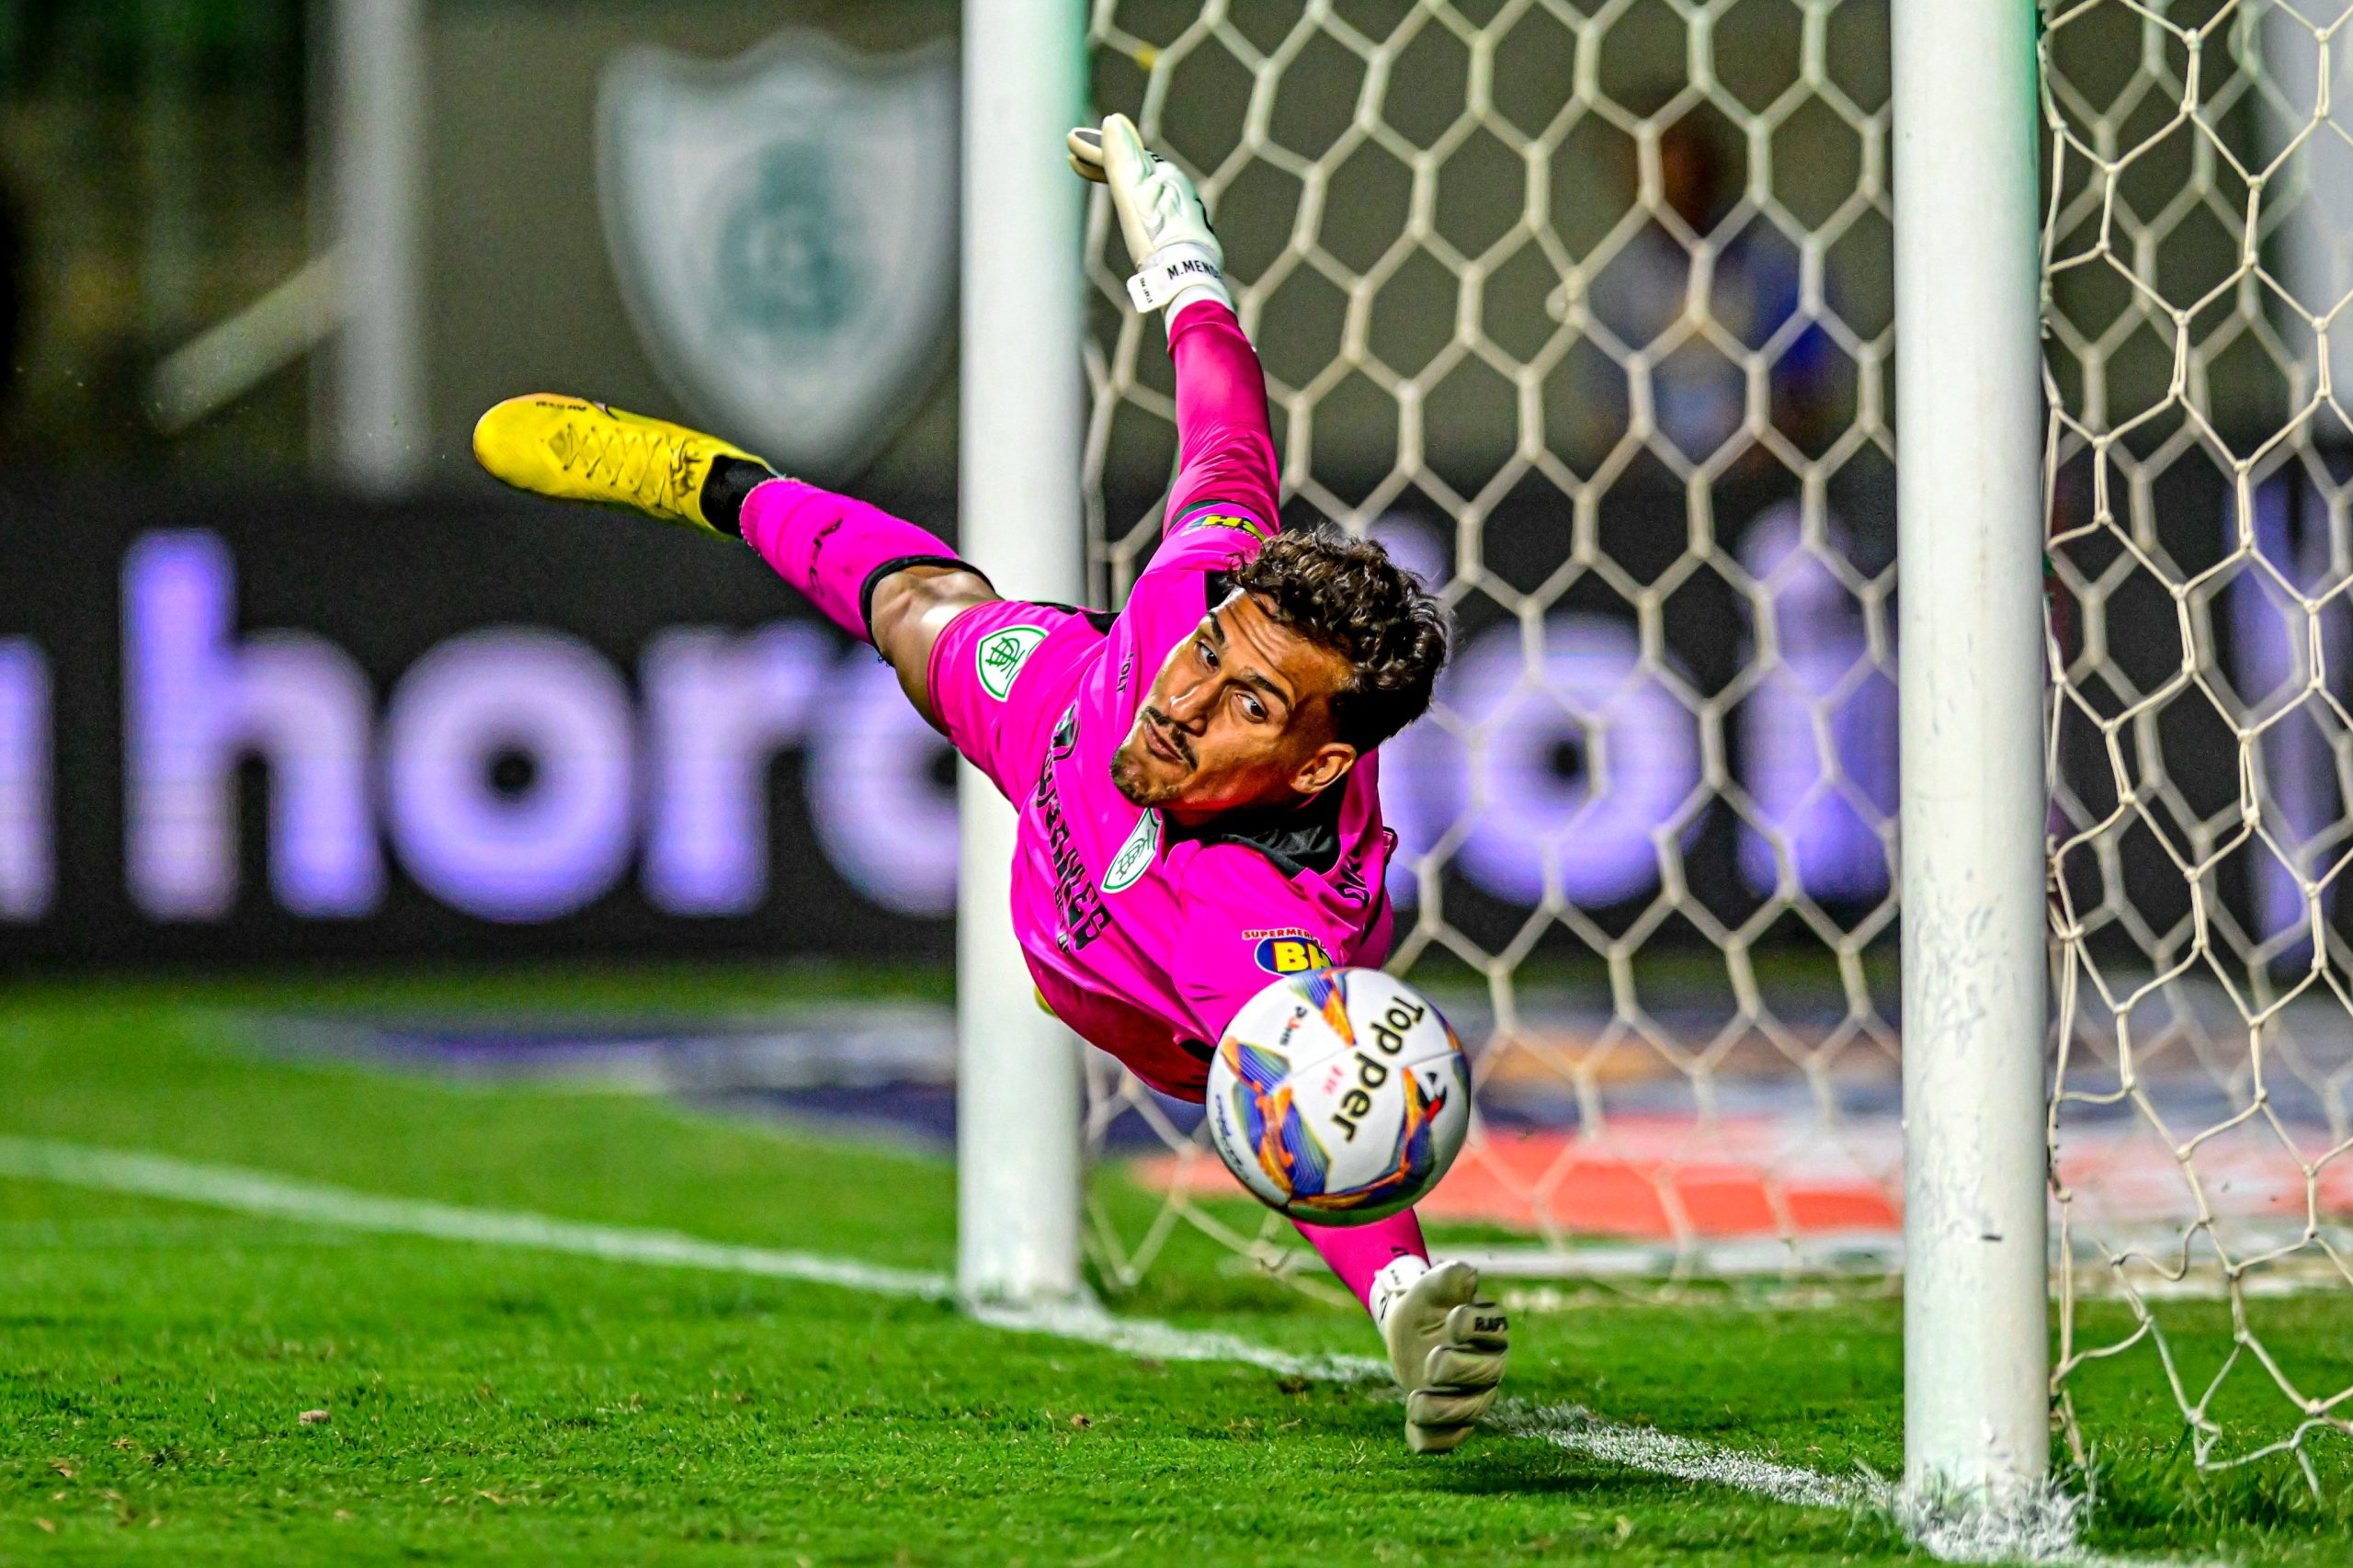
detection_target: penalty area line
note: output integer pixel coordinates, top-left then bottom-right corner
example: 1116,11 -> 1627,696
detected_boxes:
0,1135 -> 2162,1565
0,1134 -> 953,1301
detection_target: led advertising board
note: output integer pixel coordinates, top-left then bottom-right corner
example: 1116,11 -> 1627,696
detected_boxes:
0,480 -> 1926,969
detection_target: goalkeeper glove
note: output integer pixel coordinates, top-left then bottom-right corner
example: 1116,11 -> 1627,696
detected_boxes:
1372,1257 -> 1510,1454
1066,113 -> 1233,324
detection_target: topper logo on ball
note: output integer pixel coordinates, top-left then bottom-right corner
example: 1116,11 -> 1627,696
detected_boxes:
1332,996 -> 1428,1142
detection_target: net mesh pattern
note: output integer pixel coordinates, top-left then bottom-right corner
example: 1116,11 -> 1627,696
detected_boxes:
2042,0 -> 2353,1493
1062,0 -> 2352,1493
1078,0 -> 1902,1297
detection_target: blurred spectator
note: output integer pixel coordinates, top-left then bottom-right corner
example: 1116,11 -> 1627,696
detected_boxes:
1580,115 -> 1839,470
0,172 -> 23,459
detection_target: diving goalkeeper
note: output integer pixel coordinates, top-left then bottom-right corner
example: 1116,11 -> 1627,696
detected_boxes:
472,115 -> 1508,1453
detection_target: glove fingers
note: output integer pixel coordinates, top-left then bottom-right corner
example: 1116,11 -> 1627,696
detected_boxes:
1445,1300 -> 1510,1349
1405,1421 -> 1474,1455
1097,113 -> 1161,263
1407,1386 -> 1497,1428
1415,1259 -> 1479,1312
1424,1346 -> 1506,1390
1397,1273 -> 1506,1457
1065,127 -> 1108,182
1099,113 -> 1152,188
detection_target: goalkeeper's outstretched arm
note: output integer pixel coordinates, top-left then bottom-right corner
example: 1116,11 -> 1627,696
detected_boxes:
1163,303 -> 1279,540
1073,115 -> 1280,540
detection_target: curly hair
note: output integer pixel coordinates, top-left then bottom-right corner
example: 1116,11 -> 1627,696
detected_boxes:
1228,528 -> 1450,752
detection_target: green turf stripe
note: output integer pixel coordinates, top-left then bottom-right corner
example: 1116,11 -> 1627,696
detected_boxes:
6,1133 -> 2212,1565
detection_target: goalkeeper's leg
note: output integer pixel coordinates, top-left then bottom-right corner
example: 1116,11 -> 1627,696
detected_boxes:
1296,1210 -> 1510,1454
472,395 -> 995,725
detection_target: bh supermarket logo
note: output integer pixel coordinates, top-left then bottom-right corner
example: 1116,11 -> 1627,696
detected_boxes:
597,31 -> 956,479
1248,929 -> 1333,975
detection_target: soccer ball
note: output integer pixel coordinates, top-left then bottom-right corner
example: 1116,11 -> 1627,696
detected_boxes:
1203,967 -> 1472,1224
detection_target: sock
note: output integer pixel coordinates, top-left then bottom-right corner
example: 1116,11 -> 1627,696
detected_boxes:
1293,1210 -> 1429,1321
1367,1252 -> 1433,1331
698,455 -> 776,539
736,478 -> 983,644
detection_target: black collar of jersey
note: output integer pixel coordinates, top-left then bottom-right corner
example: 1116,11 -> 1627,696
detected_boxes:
1165,778 -> 1347,878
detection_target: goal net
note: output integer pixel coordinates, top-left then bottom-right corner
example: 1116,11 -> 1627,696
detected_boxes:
1070,0 -> 2353,1492
2042,0 -> 2353,1492
1078,0 -> 1901,1296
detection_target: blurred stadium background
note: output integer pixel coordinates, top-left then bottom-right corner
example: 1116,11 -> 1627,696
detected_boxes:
0,0 -> 1911,1272
0,0 -> 1903,1204
1,0 -> 2349,1557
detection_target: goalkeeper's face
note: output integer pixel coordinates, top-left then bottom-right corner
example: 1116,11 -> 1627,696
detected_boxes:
1110,591 -> 1359,818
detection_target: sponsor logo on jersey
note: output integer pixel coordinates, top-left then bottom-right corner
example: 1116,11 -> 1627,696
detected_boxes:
1245,926 -> 1333,975
976,624 -> 1048,700
1101,810 -> 1159,893
1049,702 -> 1078,759
1183,511 -> 1268,541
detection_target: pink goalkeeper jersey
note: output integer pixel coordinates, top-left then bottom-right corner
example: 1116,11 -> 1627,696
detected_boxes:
925,303 -> 1394,1101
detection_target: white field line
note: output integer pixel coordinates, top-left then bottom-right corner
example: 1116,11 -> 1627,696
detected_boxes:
0,1135 -> 2177,1566
0,1135 -> 951,1301
1495,1399 -> 1870,1511
971,1296 -> 1390,1385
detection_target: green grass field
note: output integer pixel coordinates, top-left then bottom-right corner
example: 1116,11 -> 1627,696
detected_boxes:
0,963 -> 2347,1564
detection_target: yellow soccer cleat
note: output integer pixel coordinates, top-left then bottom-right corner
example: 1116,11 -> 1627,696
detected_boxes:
471,393 -> 770,534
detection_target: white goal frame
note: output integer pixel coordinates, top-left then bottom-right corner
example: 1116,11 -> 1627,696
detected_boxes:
955,0 -> 1089,1307
1889,0 -> 2049,1515
954,0 -> 2054,1522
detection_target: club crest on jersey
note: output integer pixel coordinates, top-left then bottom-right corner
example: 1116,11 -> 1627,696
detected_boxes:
1245,927 -> 1334,975
1101,811 -> 1159,893
1184,511 -> 1268,541
597,31 -> 955,479
975,625 -> 1048,700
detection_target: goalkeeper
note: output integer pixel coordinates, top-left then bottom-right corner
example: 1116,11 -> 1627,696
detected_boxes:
473,115 -> 1507,1453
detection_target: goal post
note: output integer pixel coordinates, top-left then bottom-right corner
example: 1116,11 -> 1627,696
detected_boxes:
955,0 -> 1089,1306
1890,0 -> 2052,1517
953,0 -> 2353,1516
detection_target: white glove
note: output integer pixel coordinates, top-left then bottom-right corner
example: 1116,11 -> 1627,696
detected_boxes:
1066,113 -> 1233,323
1373,1258 -> 1509,1454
